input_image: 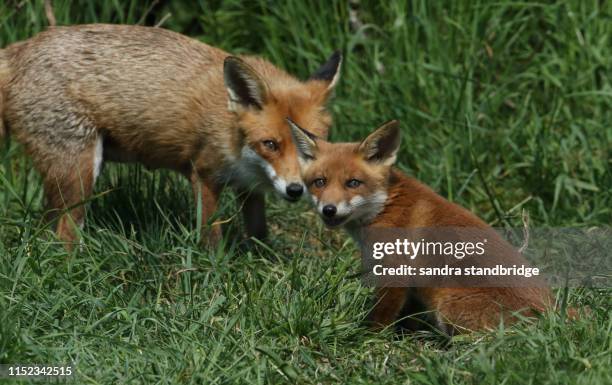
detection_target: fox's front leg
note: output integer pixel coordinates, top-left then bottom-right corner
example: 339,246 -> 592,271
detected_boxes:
190,172 -> 222,246
239,190 -> 267,241
367,287 -> 408,330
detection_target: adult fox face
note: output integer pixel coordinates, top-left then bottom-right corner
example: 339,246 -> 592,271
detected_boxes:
224,52 -> 342,201
289,120 -> 401,227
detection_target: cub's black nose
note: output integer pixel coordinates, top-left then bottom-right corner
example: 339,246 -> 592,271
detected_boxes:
322,204 -> 337,218
286,183 -> 304,198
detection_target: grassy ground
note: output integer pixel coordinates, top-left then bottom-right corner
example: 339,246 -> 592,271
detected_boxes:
1,0 -> 611,384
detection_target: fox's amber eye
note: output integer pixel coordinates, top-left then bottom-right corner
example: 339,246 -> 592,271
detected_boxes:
262,140 -> 278,151
346,179 -> 362,188
313,178 -> 326,188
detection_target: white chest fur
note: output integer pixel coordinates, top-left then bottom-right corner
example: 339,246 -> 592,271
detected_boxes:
220,146 -> 272,191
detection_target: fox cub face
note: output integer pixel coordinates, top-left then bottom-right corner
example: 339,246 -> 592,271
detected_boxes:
289,120 -> 401,227
224,53 -> 341,201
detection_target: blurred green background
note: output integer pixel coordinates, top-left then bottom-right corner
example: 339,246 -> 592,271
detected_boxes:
2,0 -> 610,226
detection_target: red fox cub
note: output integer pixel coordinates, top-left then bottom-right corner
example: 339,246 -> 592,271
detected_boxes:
0,24 -> 341,248
288,119 -> 554,334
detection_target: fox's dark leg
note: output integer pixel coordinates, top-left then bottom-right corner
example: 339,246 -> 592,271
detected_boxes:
238,190 -> 267,241
368,287 -> 408,330
190,172 -> 222,246
40,137 -> 102,250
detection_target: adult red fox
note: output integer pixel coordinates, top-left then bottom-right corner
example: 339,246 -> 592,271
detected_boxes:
289,119 -> 557,334
0,24 -> 341,248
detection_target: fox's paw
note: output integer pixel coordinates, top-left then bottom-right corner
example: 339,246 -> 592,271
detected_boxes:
200,225 -> 223,249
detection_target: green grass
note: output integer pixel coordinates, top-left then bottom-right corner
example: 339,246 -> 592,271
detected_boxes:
1,0 -> 611,384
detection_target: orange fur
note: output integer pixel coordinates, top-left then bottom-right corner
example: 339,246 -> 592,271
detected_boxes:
291,120 -> 555,334
0,24 -> 341,246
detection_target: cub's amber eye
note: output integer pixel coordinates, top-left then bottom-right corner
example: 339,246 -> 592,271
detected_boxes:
262,140 -> 278,151
346,179 -> 362,188
313,178 -> 326,188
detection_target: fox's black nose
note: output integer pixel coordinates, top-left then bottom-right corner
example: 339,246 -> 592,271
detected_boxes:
286,183 -> 304,198
322,204 -> 337,218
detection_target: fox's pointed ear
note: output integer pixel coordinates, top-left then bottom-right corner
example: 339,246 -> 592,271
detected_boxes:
224,56 -> 268,112
287,118 -> 318,162
309,50 -> 342,93
358,120 -> 401,166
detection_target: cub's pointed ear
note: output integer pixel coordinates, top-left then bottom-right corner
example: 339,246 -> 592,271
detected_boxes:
309,50 -> 342,93
224,56 -> 268,112
358,120 -> 401,166
287,118 -> 318,162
